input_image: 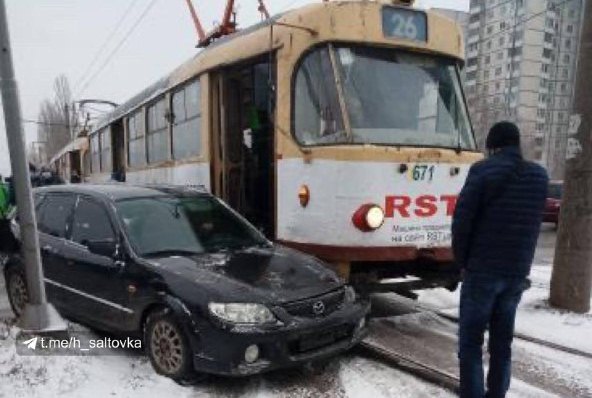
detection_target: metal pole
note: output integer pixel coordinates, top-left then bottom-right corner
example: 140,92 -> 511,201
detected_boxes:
550,0 -> 592,313
0,0 -> 66,331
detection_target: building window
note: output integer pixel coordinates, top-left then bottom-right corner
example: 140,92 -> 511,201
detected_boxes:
541,64 -> 549,73
147,97 -> 169,164
495,67 -> 502,76
91,133 -> 100,174
563,54 -> 570,64
127,110 -> 145,167
545,18 -> 554,28
497,51 -> 504,60
171,80 -> 201,160
542,49 -> 552,58
484,55 -> 491,64
100,128 -> 112,173
566,24 -> 574,33
565,38 -> 572,49
544,32 -> 553,43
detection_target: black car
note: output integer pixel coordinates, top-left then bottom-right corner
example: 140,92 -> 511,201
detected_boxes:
4,184 -> 368,380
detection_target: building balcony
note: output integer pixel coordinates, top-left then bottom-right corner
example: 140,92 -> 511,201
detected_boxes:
469,5 -> 482,15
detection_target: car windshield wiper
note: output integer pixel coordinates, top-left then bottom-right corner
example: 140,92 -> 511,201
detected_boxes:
142,249 -> 204,258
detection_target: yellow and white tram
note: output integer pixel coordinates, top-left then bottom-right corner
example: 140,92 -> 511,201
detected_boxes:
55,0 -> 483,285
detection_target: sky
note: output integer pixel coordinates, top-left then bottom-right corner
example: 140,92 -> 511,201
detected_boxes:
0,0 -> 469,177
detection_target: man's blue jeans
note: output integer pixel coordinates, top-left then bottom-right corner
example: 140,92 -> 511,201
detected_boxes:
459,272 -> 526,398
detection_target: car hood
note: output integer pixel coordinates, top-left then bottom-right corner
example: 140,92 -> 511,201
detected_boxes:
146,245 -> 343,305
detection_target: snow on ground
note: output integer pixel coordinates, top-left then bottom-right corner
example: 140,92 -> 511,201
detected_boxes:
0,315 -> 455,398
417,265 -> 592,355
417,226 -> 592,355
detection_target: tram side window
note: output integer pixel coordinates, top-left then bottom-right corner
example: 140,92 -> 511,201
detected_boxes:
100,128 -> 112,173
91,134 -> 100,174
172,80 -> 201,160
147,98 -> 169,164
128,111 -> 145,167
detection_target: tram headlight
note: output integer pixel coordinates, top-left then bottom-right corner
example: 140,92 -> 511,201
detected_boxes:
352,204 -> 385,232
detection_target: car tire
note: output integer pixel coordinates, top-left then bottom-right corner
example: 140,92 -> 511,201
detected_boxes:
144,307 -> 195,382
5,266 -> 28,317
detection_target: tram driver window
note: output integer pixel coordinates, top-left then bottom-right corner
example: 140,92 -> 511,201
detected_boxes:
147,98 -> 169,164
293,45 -> 475,150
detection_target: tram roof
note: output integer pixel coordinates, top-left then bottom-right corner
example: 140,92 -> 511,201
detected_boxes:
91,11 -> 285,133
90,0 -> 463,135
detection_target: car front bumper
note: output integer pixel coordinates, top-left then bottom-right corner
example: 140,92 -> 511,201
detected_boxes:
188,300 -> 370,376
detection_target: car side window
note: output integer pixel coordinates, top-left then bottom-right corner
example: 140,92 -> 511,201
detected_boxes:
71,197 -> 115,245
38,194 -> 75,238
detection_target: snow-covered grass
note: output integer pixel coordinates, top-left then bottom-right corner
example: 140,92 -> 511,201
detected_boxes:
418,263 -> 592,354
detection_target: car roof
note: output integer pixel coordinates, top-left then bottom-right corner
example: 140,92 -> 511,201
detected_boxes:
34,184 -> 210,202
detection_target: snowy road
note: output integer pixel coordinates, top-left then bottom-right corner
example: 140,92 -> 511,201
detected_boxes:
1,225 -> 591,397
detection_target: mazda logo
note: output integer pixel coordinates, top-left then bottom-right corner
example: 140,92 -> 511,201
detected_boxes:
312,301 -> 325,315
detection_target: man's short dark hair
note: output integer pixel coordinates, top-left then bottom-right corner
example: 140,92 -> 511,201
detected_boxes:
486,121 -> 521,150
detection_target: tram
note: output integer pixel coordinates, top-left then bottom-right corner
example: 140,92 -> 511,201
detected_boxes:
52,0 -> 482,288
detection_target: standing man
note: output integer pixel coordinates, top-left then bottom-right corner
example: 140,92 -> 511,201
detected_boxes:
452,121 -> 548,398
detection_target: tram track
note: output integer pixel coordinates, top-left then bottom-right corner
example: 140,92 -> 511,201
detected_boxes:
356,339 -> 460,393
369,292 -> 592,360
355,293 -> 592,396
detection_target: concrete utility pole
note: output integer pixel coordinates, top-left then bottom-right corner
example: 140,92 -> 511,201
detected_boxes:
0,0 -> 66,331
550,0 -> 592,314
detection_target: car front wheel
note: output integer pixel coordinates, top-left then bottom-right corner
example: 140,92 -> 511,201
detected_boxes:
6,267 -> 28,317
144,308 -> 195,381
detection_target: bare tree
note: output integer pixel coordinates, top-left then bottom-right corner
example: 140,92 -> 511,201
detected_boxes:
36,75 -> 76,161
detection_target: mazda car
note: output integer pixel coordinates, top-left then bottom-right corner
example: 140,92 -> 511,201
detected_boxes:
4,184 -> 369,380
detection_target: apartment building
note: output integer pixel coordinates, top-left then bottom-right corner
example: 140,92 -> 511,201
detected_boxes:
463,0 -> 584,178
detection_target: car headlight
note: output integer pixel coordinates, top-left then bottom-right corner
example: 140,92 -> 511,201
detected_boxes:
208,303 -> 277,324
344,286 -> 357,304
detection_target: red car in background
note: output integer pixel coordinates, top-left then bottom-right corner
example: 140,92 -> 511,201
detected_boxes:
543,181 -> 563,227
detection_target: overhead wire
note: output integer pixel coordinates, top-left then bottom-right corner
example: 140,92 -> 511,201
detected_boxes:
73,0 -> 140,92
75,0 -> 160,98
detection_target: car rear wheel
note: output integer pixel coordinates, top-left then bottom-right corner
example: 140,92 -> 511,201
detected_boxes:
6,267 -> 28,317
144,308 -> 195,381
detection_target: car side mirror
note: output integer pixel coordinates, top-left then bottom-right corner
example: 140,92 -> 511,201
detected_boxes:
87,240 -> 118,258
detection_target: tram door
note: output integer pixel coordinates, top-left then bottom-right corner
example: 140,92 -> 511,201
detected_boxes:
111,120 -> 126,181
211,57 -> 275,237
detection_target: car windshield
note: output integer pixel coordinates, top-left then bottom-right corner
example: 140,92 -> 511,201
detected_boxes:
294,44 -> 475,150
115,195 -> 268,256
548,183 -> 563,200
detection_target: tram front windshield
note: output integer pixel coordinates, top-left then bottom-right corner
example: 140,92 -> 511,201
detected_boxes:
294,45 -> 476,150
